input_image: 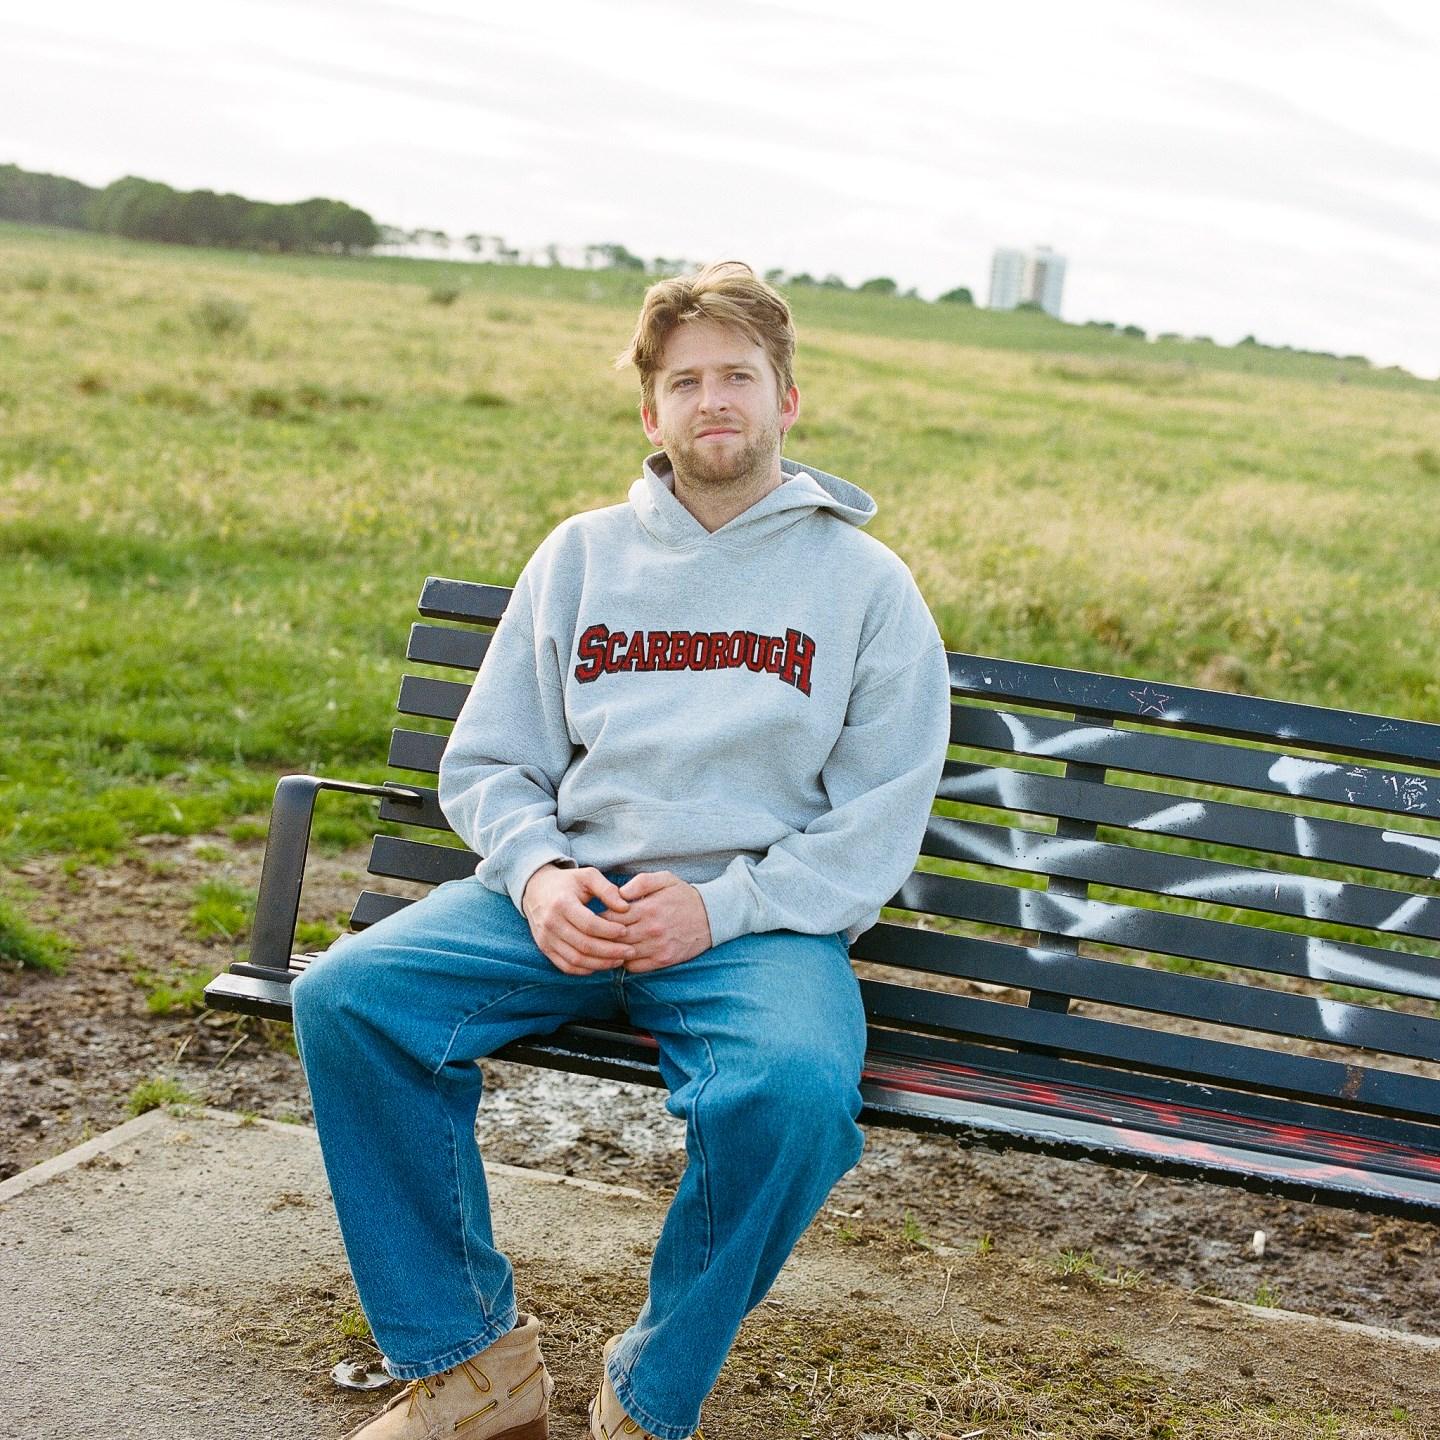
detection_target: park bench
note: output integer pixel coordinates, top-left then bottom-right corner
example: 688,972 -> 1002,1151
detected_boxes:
204,576 -> 1440,1222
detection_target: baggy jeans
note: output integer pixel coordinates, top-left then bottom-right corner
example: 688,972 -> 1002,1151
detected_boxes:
290,873 -> 868,1440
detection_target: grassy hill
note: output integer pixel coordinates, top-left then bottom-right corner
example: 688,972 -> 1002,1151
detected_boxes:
1,221 -> 1437,866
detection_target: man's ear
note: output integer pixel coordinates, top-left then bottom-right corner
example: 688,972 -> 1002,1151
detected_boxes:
780,384 -> 800,435
641,402 -> 663,446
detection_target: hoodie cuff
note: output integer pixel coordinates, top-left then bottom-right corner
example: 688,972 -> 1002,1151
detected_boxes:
503,846 -> 577,917
693,870 -> 755,949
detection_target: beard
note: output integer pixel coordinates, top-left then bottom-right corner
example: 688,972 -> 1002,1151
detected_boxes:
666,414 -> 783,494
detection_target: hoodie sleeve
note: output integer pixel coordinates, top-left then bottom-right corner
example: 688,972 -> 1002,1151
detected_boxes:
437,566 -> 578,913
693,590 -> 951,947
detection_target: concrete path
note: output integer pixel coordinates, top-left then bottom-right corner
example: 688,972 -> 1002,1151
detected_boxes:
0,1107 -> 657,1440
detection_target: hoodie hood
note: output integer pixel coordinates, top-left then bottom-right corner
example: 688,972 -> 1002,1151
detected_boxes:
630,450 -> 877,549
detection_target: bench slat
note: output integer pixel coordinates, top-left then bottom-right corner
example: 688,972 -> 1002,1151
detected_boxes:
397,674 -> 472,722
948,653 -> 1440,769
369,834 -> 477,886
859,979 -> 1440,1121
350,890 -> 413,931
389,727 -> 447,774
418,577 -> 510,624
379,786 -> 449,830
407,623 -> 492,671
924,816 -> 1440,941
853,922 -> 1440,1062
871,1026 -> 1440,1154
940,760 -> 1440,881
949,706 -> 1439,823
893,872 -> 1440,1004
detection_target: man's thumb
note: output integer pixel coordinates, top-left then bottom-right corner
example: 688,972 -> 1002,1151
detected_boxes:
619,871 -> 666,900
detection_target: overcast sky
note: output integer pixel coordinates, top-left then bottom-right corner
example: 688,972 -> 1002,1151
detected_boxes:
4,0 -> 1437,377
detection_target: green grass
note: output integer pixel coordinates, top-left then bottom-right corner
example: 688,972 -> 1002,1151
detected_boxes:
0,892 -> 71,971
136,963 -> 216,1015
126,1075 -> 198,1115
1,219 -> 1437,889
188,878 -> 255,941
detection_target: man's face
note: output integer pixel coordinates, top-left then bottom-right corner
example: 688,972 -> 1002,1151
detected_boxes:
641,319 -> 799,489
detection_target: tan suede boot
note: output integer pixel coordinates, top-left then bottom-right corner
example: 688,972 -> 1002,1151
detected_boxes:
342,1312 -> 554,1440
588,1335 -> 700,1440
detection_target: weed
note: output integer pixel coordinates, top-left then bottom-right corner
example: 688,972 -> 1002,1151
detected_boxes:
337,1306 -> 372,1342
141,966 -> 213,1015
127,1075 -> 198,1115
1252,1282 -> 1281,1308
228,821 -> 269,844
0,896 -> 71,973
18,266 -> 50,292
244,386 -> 289,419
191,294 -> 249,338
428,285 -> 461,306
189,877 -> 256,941
75,369 -> 109,395
463,388 -> 511,408
974,1231 -> 994,1256
900,1209 -> 933,1250
237,1110 -> 259,1127
192,843 -> 226,862
295,917 -> 342,949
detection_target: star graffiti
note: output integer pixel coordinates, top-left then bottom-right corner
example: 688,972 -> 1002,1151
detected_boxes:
1129,685 -> 1172,716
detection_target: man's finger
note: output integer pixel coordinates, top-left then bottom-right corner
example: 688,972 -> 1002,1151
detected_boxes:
550,937 -> 617,973
558,917 -> 632,962
567,904 -> 630,942
619,870 -> 673,901
578,867 -> 629,912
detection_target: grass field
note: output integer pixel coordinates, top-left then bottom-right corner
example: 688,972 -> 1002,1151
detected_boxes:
2,221 -> 1438,872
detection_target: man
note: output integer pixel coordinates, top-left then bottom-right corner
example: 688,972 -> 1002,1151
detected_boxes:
291,260 -> 952,1440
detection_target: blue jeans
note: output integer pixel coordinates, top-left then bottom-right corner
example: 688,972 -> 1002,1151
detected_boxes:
290,872 -> 867,1440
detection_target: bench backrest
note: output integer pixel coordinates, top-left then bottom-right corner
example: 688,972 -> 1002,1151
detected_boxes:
361,577 -> 1440,1146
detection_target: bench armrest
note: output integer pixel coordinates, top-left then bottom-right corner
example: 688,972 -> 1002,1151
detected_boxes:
231,775 -> 424,980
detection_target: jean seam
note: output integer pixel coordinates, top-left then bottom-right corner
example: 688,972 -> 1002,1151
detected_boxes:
627,978 -> 719,1270
431,980 -> 548,1074
428,980 -> 547,1340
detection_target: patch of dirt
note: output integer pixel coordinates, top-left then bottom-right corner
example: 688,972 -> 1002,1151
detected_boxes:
3,830 -> 1438,1359
208,1241 -> 1440,1439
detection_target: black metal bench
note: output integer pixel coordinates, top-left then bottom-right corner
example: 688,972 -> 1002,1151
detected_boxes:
204,576 -> 1440,1222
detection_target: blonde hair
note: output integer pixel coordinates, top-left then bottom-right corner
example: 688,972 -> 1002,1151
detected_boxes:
615,260 -> 795,412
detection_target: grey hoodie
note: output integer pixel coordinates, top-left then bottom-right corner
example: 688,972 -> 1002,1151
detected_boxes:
437,451 -> 952,946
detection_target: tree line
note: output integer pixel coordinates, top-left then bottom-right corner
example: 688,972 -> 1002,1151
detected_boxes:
0,163 -> 379,254
2,162 -> 986,298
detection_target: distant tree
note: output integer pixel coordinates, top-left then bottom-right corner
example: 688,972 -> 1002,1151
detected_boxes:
764,267 -> 786,285
1238,333 -> 1259,347
819,273 -> 848,290
787,272 -> 816,286
901,286 -> 919,299
1084,319 -> 1117,331
858,276 -> 897,295
1016,300 -> 1044,313
1157,331 -> 1183,342
1120,323 -> 1146,339
545,243 -> 562,267
937,286 -> 973,304
0,163 -> 96,228
590,242 -> 646,271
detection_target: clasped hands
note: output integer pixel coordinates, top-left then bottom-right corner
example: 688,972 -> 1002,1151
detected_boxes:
521,863 -> 713,976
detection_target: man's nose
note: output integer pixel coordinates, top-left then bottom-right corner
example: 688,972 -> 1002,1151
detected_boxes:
697,377 -> 728,411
